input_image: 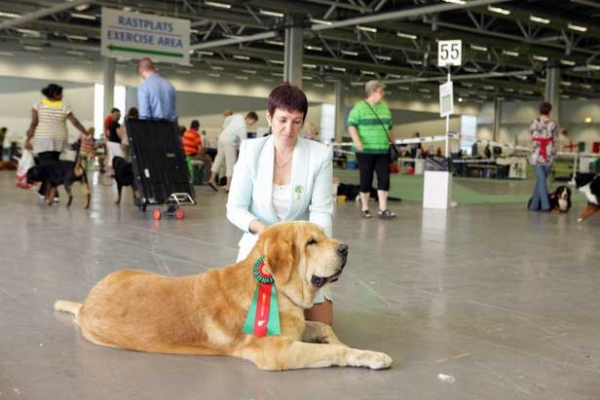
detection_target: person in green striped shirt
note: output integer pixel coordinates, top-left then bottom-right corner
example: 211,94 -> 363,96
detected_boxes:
347,80 -> 398,220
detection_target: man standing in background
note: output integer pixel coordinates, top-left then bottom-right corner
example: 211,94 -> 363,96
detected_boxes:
137,57 -> 177,121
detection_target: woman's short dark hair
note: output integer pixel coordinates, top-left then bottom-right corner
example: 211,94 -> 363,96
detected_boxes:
539,101 -> 552,115
267,83 -> 308,121
41,83 -> 63,100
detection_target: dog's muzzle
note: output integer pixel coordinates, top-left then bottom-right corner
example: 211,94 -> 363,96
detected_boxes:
311,243 -> 348,287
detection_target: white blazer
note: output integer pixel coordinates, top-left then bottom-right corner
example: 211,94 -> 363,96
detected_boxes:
227,135 -> 334,261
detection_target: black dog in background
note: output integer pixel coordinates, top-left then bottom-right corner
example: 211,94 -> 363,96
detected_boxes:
337,183 -> 401,202
112,156 -> 137,204
26,158 -> 90,208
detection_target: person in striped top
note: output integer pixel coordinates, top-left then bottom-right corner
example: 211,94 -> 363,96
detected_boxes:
347,80 -> 398,220
25,83 -> 89,199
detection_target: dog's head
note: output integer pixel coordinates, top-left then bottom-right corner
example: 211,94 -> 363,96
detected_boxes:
253,221 -> 348,309
26,165 -> 45,184
555,185 -> 571,200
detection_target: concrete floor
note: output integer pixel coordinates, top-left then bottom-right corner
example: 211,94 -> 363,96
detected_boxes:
1,170 -> 600,400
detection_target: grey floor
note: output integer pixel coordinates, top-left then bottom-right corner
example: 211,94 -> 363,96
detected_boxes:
1,170 -> 599,400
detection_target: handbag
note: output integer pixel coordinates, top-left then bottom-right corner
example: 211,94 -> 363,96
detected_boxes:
362,101 -> 398,162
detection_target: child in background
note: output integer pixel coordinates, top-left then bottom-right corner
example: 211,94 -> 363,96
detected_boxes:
80,127 -> 97,171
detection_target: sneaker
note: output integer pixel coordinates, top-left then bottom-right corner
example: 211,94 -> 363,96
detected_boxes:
378,209 -> 396,219
361,210 -> 372,218
53,197 -> 59,203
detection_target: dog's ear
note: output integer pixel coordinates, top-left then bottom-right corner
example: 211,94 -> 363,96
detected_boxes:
259,228 -> 295,286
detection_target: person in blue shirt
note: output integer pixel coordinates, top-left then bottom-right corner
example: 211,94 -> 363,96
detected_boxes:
137,58 -> 177,121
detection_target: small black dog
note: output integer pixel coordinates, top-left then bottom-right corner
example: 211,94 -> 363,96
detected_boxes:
548,185 -> 572,213
112,156 -> 137,204
27,158 -> 90,208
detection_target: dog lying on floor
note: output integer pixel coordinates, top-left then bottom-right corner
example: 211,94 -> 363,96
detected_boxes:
54,221 -> 392,371
111,156 -> 137,205
575,173 -> 600,222
26,157 -> 90,208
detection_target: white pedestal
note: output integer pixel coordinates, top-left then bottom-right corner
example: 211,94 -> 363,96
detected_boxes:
414,159 -> 425,175
423,171 -> 452,209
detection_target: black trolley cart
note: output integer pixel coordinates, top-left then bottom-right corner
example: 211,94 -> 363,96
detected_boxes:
126,119 -> 195,219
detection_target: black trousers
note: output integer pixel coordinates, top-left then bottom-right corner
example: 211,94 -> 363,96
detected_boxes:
37,151 -> 61,197
356,152 -> 391,192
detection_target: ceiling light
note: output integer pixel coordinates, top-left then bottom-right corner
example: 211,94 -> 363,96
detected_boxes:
205,1 -> 232,9
567,23 -> 587,32
16,28 -> 42,37
259,9 -> 284,18
487,5 -> 510,15
396,32 -> 417,40
66,34 -> 88,41
176,70 -> 191,74
341,50 -> 358,56
560,81 -> 572,86
207,73 -> 221,77
532,55 -> 548,62
581,84 -> 592,89
387,74 -> 402,79
422,94 -> 432,99
24,46 -> 43,51
269,59 -> 284,65
458,97 -> 464,102
504,88 -> 515,92
261,78 -> 274,82
561,95 -> 570,99
313,83 -> 325,87
75,4 -> 90,12
302,76 -> 313,80
375,55 -> 392,61
198,51 -> 214,56
442,0 -> 466,4
530,15 -> 550,24
502,50 -> 519,57
271,72 -> 284,77
483,85 -> 495,90
585,117 -> 592,123
360,70 -> 376,75
461,82 -> 473,87
0,51 -> 14,56
70,12 -> 96,20
0,11 -> 20,18
357,25 -> 377,33
265,40 -> 284,46
66,50 -> 85,56
419,88 -> 430,93
235,75 -> 248,80
407,59 -> 423,65
470,45 -> 488,52
303,63 -> 317,69
560,59 -> 576,66
310,18 -> 332,26
463,67 -> 478,73
211,66 -> 224,70
398,86 -> 410,90
523,90 -> 533,95
241,69 -> 257,74
587,64 -> 600,70
305,45 -> 323,51
331,66 -> 346,72
233,55 -> 250,60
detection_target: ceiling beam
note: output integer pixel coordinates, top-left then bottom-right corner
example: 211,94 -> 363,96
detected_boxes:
0,0 -> 92,31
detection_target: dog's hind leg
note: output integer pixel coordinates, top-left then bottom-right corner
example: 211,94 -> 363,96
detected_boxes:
46,186 -> 56,205
115,183 -> 122,204
65,184 -> 74,208
302,321 -> 347,346
578,204 -> 600,222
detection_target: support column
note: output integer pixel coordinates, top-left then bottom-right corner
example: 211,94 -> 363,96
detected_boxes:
284,25 -> 303,87
545,66 -> 560,126
103,57 -> 116,133
492,98 -> 501,143
334,80 -> 345,142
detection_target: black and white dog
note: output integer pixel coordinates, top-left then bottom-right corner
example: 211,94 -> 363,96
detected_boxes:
549,185 -> 572,213
575,173 -> 600,222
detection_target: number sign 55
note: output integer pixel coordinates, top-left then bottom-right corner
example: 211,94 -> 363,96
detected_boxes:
438,40 -> 462,67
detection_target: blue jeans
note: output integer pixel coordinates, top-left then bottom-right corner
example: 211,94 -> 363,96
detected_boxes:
530,164 -> 552,211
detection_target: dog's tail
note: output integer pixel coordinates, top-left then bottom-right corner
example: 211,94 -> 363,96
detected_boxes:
54,300 -> 82,321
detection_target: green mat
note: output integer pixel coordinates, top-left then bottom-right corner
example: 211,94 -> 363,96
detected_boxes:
333,169 -> 587,204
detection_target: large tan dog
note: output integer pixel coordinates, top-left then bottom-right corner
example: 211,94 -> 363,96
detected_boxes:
54,221 -> 392,371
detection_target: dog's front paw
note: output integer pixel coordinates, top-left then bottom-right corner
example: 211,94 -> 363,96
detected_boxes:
350,350 -> 393,370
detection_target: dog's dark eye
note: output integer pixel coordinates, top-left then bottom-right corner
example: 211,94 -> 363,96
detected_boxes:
307,238 -> 318,246
311,276 -> 326,287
